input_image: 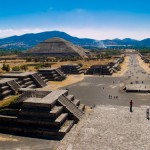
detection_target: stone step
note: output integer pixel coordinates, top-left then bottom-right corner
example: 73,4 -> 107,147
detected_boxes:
0,113 -> 68,128
0,109 -> 19,116
0,121 -> 73,140
0,86 -> 10,91
16,113 -> 68,128
0,115 -> 17,124
23,78 -> 31,82
40,76 -> 45,79
1,90 -> 12,97
43,79 -> 49,82
78,104 -> 85,111
59,120 -> 75,135
17,80 -> 23,85
73,99 -> 80,106
38,74 -> 42,77
27,84 -> 36,88
19,106 -> 63,119
55,113 -> 68,126
21,84 -> 27,88
25,81 -> 34,86
67,95 -> 74,101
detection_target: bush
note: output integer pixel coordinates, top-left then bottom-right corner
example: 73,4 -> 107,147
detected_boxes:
12,66 -> 20,71
1,64 -> 10,72
20,65 -> 28,71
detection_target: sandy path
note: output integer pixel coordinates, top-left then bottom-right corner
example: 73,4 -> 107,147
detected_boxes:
44,74 -> 85,90
112,56 -> 130,77
137,55 -> 150,73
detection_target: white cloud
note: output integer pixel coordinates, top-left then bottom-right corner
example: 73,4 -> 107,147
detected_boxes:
0,27 -> 150,40
59,27 -> 150,40
0,28 -> 47,38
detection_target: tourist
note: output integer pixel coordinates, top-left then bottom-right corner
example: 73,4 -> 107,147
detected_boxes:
146,107 -> 149,120
130,100 -> 133,112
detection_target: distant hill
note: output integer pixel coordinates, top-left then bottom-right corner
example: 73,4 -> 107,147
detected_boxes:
0,31 -> 101,50
0,31 -> 150,50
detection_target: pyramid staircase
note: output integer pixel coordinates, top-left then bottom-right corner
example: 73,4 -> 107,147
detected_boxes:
30,74 -> 47,88
0,79 -> 20,99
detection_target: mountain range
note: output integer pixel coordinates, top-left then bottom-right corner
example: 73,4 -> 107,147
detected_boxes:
0,31 -> 150,50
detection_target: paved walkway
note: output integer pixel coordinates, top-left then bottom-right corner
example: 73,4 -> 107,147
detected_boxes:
58,105 -> 150,150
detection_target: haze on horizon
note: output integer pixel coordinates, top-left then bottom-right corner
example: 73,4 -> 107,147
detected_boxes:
0,0 -> 150,40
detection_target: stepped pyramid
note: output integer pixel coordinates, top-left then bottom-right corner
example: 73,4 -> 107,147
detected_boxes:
25,38 -> 87,57
0,90 -> 85,139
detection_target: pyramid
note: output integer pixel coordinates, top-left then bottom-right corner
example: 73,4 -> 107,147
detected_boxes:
25,38 -> 87,57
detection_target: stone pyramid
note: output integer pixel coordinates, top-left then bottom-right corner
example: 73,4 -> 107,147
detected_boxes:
26,38 -> 87,57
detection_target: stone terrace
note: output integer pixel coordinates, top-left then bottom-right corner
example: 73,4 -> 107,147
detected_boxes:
58,105 -> 150,150
0,90 -> 85,139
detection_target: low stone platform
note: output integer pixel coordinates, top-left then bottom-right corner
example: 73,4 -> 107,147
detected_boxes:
61,64 -> 84,74
126,84 -> 150,93
38,68 -> 66,81
0,89 -> 85,139
0,72 -> 47,89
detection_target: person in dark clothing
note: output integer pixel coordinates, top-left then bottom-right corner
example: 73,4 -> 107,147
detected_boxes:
130,100 -> 133,112
146,107 -> 149,120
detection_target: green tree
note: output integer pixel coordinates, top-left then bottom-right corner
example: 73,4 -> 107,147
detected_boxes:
2,64 -> 7,71
20,65 -> 28,71
5,64 -> 10,72
1,64 -> 10,72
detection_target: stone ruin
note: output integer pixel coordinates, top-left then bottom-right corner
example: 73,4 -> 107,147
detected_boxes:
85,65 -> 113,75
0,72 -> 48,100
61,64 -> 84,74
0,89 -> 85,139
85,57 -> 124,75
38,68 -> 66,81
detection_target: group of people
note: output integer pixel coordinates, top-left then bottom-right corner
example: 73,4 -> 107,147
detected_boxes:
109,95 -> 118,99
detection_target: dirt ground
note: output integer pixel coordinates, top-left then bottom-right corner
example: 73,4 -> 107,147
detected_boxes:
113,56 -> 130,77
52,58 -> 114,69
0,56 -> 114,73
44,74 -> 85,90
137,55 -> 150,73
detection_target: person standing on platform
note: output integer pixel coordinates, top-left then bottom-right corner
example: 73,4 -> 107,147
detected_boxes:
130,100 -> 133,112
146,107 -> 149,120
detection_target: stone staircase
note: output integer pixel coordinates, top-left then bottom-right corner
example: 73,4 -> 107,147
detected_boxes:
7,80 -> 20,94
0,80 -> 19,100
58,95 -> 84,122
16,77 -> 36,89
30,74 -> 47,87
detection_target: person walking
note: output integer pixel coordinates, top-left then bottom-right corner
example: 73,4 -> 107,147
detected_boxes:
130,100 -> 133,112
146,107 -> 149,120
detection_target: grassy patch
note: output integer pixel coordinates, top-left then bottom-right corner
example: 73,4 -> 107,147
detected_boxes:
0,95 -> 20,109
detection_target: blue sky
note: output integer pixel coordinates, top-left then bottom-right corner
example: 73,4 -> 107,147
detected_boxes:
0,0 -> 150,39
